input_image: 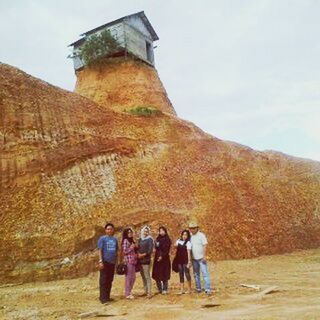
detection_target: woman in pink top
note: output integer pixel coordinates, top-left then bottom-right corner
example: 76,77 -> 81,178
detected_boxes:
122,228 -> 138,299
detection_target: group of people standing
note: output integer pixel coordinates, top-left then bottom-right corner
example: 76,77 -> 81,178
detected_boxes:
97,221 -> 211,303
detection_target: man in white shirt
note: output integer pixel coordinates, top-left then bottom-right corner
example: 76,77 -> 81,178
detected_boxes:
189,222 -> 212,294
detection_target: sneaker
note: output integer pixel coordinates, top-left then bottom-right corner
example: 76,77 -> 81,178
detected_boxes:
205,290 -> 212,295
195,289 -> 202,293
162,290 -> 168,295
126,295 -> 134,299
177,291 -> 184,295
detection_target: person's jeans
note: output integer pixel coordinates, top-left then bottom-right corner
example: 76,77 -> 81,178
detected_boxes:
125,263 -> 136,297
156,280 -> 168,292
192,259 -> 211,292
178,264 -> 191,283
140,264 -> 152,295
99,261 -> 115,302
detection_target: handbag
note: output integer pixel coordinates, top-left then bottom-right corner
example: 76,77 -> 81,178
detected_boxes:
116,242 -> 127,275
116,263 -> 127,275
172,255 -> 179,273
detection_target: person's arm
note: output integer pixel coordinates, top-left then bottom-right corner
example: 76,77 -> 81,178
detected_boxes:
138,251 -> 147,258
186,241 -> 192,267
138,239 -> 154,258
123,239 -> 134,255
116,239 -> 121,265
202,233 -> 208,263
98,249 -> 103,261
202,245 -> 207,263
97,237 -> 104,268
187,249 -> 192,268
162,238 -> 171,256
147,238 -> 154,255
137,239 -> 147,258
98,249 -> 104,268
157,243 -> 163,262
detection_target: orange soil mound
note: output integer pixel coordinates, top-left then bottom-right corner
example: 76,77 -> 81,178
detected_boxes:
74,58 -> 176,115
0,62 -> 320,284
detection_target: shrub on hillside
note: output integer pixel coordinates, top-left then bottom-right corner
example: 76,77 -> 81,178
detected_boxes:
77,30 -> 120,65
126,106 -> 162,117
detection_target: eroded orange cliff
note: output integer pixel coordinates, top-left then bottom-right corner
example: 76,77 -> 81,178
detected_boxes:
1,61 -> 320,284
74,57 -> 176,115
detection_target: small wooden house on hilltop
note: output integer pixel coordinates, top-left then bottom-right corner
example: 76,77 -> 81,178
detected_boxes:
69,11 -> 159,71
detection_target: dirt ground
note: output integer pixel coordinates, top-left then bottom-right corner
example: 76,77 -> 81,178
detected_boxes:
1,248 -> 320,320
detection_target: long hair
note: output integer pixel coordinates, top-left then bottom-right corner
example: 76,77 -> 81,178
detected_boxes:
122,227 -> 134,245
180,229 -> 191,243
158,226 -> 168,236
157,226 -> 171,245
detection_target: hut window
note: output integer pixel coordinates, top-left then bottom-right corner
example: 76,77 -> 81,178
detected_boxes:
146,41 -> 152,62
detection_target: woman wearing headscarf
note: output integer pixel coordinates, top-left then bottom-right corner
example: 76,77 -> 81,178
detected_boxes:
137,226 -> 154,298
152,226 -> 172,294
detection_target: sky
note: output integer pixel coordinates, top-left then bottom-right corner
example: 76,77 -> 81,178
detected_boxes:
1,0 -> 319,161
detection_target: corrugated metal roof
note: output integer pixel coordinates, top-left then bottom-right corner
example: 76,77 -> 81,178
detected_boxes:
68,11 -> 159,47
69,37 -> 86,47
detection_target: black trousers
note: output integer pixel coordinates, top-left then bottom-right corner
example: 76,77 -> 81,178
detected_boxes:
99,261 -> 115,302
156,280 -> 168,292
178,263 -> 191,283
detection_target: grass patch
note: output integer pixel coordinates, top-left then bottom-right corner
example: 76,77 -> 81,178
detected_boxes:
126,106 -> 162,117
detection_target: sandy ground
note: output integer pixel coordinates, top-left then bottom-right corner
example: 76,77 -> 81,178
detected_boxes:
1,248 -> 320,320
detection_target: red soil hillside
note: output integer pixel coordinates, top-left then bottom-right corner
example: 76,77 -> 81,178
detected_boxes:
0,61 -> 320,284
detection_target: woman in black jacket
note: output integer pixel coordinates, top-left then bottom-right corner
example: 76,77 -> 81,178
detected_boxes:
152,226 -> 171,294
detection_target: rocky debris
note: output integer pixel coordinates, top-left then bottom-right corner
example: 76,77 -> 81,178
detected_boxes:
240,284 -> 261,290
258,286 -> 280,296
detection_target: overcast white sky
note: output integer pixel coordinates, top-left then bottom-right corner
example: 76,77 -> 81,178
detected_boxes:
1,0 -> 319,161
